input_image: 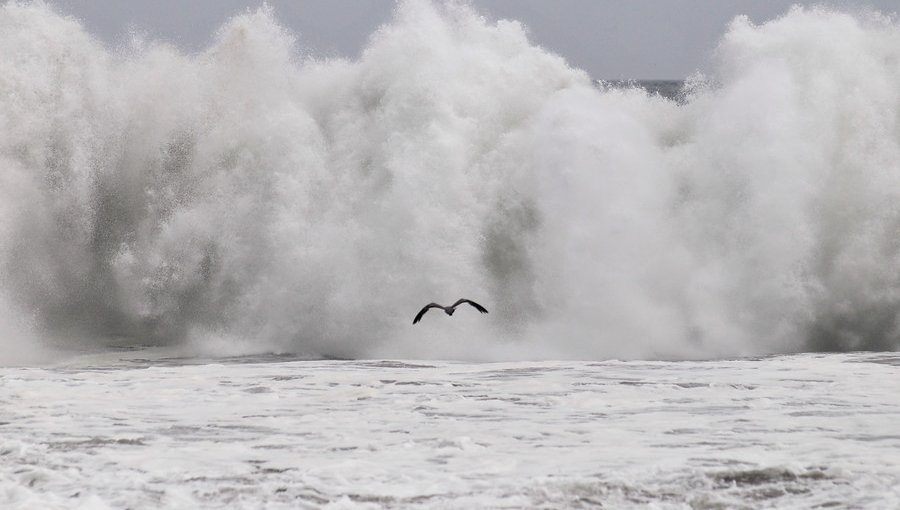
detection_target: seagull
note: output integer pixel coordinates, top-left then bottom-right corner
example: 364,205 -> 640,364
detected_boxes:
413,299 -> 489,324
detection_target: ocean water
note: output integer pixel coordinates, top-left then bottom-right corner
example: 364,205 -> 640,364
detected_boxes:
3,1 -> 900,507
2,352 -> 899,508
603,80 -> 685,102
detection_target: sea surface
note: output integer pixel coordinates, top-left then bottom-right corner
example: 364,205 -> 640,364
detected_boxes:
2,352 -> 899,509
4,2 -> 900,508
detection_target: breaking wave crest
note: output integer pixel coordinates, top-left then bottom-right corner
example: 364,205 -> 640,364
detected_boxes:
2,1 -> 900,362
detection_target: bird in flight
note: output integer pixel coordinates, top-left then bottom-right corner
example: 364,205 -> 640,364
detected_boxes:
413,299 -> 489,324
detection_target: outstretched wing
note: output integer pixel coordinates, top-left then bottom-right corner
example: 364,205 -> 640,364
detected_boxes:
413,303 -> 443,324
452,298 -> 489,314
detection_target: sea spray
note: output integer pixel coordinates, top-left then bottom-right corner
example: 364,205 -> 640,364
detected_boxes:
2,2 -> 900,361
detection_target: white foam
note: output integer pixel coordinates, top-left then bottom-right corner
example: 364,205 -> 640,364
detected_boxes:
1,353 -> 899,508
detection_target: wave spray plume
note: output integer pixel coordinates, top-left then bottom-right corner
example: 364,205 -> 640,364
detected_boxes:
2,2 -> 900,361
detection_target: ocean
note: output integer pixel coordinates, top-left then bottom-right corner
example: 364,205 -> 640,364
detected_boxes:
2,1 -> 900,507
3,352 -> 899,508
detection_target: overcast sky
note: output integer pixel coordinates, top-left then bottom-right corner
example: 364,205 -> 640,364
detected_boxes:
49,0 -> 900,79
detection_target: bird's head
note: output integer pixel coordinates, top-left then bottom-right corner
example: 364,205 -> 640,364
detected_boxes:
446,308 -> 455,316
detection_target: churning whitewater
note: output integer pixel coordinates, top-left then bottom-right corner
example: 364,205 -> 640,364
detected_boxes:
2,1 -> 900,362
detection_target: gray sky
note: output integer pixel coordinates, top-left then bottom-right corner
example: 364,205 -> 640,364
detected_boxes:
49,0 -> 900,79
